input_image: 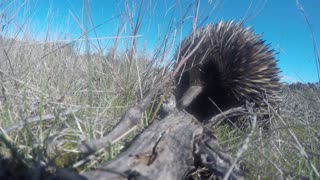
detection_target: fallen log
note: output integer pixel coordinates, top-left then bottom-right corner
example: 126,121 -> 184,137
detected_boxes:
81,110 -> 244,180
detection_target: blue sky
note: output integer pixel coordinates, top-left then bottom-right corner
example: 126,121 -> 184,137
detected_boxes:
2,0 -> 320,83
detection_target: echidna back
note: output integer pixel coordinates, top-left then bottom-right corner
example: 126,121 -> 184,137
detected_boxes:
175,21 -> 280,121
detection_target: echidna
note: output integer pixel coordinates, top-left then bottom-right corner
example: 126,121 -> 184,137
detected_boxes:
175,21 -> 280,121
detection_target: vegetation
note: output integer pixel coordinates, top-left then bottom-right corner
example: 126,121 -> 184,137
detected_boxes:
215,83 -> 320,179
0,0 -> 319,179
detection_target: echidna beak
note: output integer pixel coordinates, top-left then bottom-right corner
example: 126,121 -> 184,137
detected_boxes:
178,85 -> 203,109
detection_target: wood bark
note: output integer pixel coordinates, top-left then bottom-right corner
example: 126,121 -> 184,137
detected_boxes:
81,110 -> 244,180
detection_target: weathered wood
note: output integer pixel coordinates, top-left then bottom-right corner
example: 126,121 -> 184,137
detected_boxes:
82,110 -> 197,179
78,77 -> 172,154
81,110 -> 244,180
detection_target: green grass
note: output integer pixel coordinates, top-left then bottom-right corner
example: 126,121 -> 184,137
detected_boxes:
0,0 -> 319,179
214,84 -> 320,179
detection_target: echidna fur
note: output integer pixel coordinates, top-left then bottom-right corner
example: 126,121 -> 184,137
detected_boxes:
175,21 -> 280,121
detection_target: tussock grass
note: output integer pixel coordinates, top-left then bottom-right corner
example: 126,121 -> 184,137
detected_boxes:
215,84 -> 320,179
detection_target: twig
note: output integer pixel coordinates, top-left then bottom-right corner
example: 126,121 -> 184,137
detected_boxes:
206,107 -> 249,128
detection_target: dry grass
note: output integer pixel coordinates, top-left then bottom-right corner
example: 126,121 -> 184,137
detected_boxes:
0,0 -> 319,179
215,83 -> 320,179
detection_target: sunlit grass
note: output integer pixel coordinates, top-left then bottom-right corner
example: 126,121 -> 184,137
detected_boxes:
0,0 -> 319,179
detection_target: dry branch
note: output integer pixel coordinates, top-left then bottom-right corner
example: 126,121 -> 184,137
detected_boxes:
78,77 -> 169,153
207,107 -> 249,128
81,110 -> 244,180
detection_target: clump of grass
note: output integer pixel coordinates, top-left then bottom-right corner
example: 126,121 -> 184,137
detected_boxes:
214,84 -> 320,179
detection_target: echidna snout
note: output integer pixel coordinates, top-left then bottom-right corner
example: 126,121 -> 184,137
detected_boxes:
178,85 -> 203,108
